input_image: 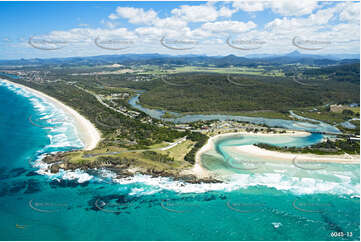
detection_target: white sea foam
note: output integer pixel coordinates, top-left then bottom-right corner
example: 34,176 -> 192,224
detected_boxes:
31,147 -> 359,196
129,187 -> 161,196
111,171 -> 360,195
274,169 -> 287,173
60,169 -> 94,183
2,80 -> 358,196
34,158 -> 93,183
31,153 -> 359,196
1,79 -> 88,185
272,222 -> 282,229
96,168 -> 118,179
0,80 -> 84,153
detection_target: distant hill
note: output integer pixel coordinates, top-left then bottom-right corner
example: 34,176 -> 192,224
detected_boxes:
0,52 -> 359,67
247,51 -> 359,60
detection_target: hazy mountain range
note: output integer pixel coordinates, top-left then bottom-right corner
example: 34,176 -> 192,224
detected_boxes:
0,51 -> 359,67
245,51 -> 360,60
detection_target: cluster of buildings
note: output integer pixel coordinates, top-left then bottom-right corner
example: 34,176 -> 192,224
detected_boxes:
174,120 -> 275,134
99,94 -> 141,119
330,104 -> 358,113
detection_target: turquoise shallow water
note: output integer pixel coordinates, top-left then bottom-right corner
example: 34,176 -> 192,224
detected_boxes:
0,80 -> 359,241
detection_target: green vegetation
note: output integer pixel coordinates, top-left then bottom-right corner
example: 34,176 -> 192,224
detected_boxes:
24,62 -> 357,120
136,71 -> 359,114
293,104 -> 360,136
256,138 -> 360,155
161,112 -> 178,119
293,110 -> 354,124
159,140 -> 195,161
7,73 -> 199,177
3,59 -> 359,179
142,151 -> 174,163
184,132 -> 209,164
13,79 -> 185,150
302,63 -> 360,84
62,150 -> 191,173
294,105 -> 359,125
139,65 -> 285,76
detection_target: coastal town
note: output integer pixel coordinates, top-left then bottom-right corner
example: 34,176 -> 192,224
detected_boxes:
0,1 -> 360,241
1,67 -> 359,185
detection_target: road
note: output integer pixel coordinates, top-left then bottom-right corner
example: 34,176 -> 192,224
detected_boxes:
74,85 -> 133,118
83,136 -> 187,158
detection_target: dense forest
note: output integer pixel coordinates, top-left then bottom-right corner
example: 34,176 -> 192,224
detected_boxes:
302,63 -> 360,84
136,69 -> 359,113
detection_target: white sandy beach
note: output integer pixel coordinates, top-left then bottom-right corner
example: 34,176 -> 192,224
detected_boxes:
191,130 -> 311,177
191,130 -> 359,177
232,145 -> 360,163
1,79 -> 101,150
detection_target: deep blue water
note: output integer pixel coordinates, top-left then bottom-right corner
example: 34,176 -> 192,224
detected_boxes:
0,80 -> 359,241
0,86 -> 48,169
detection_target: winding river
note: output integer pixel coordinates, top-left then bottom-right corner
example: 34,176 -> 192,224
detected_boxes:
129,93 -> 341,134
0,78 -> 359,240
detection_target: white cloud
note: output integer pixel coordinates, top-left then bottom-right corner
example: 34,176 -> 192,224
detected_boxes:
308,6 -> 337,25
339,2 -> 360,23
232,2 -> 265,12
111,7 -> 158,25
105,21 -> 117,29
108,13 -> 118,20
171,4 -> 219,22
135,26 -> 163,38
260,2 -> 359,53
265,4 -> 339,33
14,2 -> 359,59
170,4 -> 235,22
233,1 -> 319,17
153,17 -> 188,29
40,27 -> 137,44
219,6 -> 237,18
201,21 -> 257,33
189,28 -> 214,39
107,4 -> 236,29
270,1 -> 319,17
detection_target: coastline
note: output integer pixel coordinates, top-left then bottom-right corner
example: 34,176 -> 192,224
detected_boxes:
193,130 -> 359,176
0,78 -> 218,184
232,145 -> 360,163
2,77 -> 357,182
0,79 -> 101,150
192,130 -> 311,177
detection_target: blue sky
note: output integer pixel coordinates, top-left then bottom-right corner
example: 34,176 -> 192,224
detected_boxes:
0,1 -> 359,59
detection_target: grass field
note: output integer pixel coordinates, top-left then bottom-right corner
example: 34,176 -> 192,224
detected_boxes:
159,139 -> 195,161
64,138 -> 195,172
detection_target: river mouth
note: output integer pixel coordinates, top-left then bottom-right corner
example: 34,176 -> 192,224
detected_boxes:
0,74 -> 359,240
128,92 -> 357,186
202,132 -> 324,174
196,131 -> 359,199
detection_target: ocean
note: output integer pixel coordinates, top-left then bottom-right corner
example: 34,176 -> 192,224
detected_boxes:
0,80 -> 359,241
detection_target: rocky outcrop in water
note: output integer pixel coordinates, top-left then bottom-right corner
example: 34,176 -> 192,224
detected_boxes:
41,152 -> 221,184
